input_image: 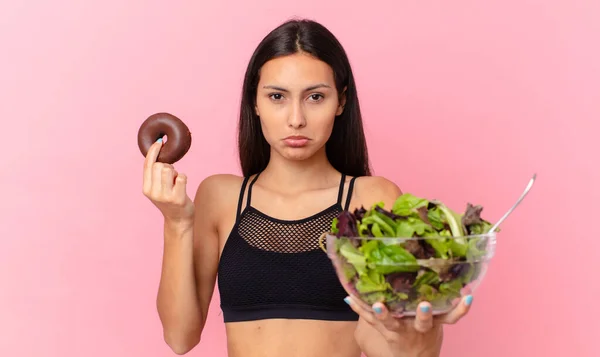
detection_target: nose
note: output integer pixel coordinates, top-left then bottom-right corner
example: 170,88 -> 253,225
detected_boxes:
287,100 -> 306,129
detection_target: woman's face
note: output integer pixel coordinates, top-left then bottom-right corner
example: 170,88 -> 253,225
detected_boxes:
255,52 -> 345,161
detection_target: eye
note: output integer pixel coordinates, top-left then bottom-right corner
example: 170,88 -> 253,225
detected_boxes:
269,93 -> 284,101
308,93 -> 324,102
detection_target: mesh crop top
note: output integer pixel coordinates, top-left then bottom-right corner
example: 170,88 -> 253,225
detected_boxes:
217,172 -> 360,323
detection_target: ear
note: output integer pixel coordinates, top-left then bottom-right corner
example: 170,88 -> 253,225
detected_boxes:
255,104 -> 260,117
336,86 -> 347,116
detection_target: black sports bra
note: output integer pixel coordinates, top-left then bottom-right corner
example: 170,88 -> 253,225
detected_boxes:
216,172 -> 359,323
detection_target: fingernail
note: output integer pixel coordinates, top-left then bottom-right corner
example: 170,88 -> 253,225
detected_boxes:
156,138 -> 163,143
420,305 -> 430,313
344,297 -> 351,305
373,306 -> 382,314
465,295 -> 473,306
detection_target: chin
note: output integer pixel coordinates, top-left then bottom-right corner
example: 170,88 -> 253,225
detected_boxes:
275,145 -> 320,161
282,148 -> 314,161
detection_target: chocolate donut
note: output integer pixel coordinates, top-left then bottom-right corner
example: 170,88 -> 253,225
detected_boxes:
137,112 -> 192,164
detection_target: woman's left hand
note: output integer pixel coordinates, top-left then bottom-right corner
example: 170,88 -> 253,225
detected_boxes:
345,294 -> 473,357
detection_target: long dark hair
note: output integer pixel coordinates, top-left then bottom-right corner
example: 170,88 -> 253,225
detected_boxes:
237,18 -> 371,178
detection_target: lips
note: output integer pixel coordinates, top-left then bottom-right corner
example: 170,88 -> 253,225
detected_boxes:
283,135 -> 310,148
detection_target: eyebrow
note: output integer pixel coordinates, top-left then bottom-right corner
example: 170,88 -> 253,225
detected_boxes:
262,83 -> 331,92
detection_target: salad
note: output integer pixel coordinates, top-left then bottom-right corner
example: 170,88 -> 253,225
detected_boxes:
328,193 -> 496,312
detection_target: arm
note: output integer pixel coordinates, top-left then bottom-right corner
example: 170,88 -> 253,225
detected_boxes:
349,176 -> 443,357
156,176 -> 222,355
356,319 -> 443,357
349,176 -> 401,357
354,319 -> 394,357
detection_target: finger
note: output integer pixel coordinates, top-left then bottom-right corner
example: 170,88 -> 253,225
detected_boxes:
439,295 -> 473,325
172,173 -> 188,203
161,165 -> 175,194
372,302 -> 401,331
413,301 -> 434,333
144,138 -> 163,170
151,162 -> 165,197
344,296 -> 377,326
143,139 -> 163,193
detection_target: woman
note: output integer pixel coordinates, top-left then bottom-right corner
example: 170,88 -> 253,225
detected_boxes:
142,18 -> 473,357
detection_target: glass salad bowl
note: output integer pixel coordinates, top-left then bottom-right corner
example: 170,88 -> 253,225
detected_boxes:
322,232 -> 496,317
319,193 -> 498,317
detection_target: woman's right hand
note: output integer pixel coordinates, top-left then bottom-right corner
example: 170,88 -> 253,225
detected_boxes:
142,139 -> 195,224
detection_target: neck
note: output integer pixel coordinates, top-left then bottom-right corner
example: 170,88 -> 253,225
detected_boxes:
260,147 -> 339,191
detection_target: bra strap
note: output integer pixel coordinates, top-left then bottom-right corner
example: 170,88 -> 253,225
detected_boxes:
344,176 -> 358,211
245,172 -> 261,209
336,174 -> 347,206
235,176 -> 250,220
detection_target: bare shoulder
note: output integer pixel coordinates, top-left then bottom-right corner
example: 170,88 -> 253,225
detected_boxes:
194,174 -> 244,197
193,174 -> 245,217
350,175 -> 403,209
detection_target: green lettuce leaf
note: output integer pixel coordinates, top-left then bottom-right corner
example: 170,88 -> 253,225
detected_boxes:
392,194 -> 429,217
330,191 -> 494,312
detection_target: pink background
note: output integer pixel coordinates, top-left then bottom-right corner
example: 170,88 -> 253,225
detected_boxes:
1,1 -> 598,356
